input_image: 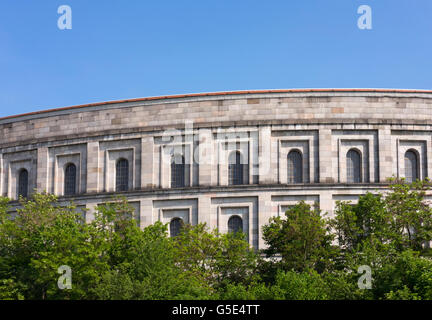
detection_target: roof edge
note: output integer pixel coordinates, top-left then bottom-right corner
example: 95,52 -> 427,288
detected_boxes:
2,88 -> 432,122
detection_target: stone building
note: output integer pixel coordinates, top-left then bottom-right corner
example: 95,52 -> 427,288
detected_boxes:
1,89 -> 432,249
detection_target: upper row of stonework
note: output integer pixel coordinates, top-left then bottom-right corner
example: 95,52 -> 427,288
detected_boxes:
1,90 -> 432,145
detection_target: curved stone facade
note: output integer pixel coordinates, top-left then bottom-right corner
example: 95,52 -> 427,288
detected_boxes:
2,89 -> 432,249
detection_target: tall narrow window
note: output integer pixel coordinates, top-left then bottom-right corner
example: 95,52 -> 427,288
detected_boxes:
171,154 -> 185,188
346,149 -> 361,183
170,218 -> 183,237
228,215 -> 243,234
287,150 -> 303,183
18,169 -> 28,198
229,151 -> 248,185
116,158 -> 129,192
64,163 -> 77,195
405,150 -> 419,183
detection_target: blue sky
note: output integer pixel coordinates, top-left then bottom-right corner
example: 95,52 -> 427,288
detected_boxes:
0,0 -> 431,117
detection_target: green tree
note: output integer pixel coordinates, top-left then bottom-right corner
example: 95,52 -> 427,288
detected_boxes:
330,192 -> 395,269
0,193 -> 109,299
92,221 -> 213,300
385,179 -> 432,252
329,179 -> 432,300
262,201 -> 337,273
330,179 -> 432,268
3,180 -> 432,300
330,192 -> 390,252
173,223 -> 259,290
91,200 -> 214,300
373,250 -> 432,300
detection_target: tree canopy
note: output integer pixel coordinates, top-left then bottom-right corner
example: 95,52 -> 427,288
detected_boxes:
1,179 -> 432,300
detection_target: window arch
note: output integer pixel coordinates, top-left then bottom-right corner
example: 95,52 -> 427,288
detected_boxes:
171,154 -> 185,188
170,218 -> 183,237
405,150 -> 419,183
18,169 -> 28,198
287,150 -> 303,183
228,215 -> 243,234
228,151 -> 248,185
64,163 -> 77,195
346,149 -> 362,183
116,158 -> 129,192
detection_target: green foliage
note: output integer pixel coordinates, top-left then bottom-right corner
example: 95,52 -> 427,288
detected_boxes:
218,270 -> 369,300
373,250 -> 432,299
328,179 -> 432,299
0,279 -> 24,300
218,281 -> 273,300
1,179 -> 432,300
262,201 -> 337,272
0,193 -> 109,299
0,194 -> 253,300
88,204 -> 214,300
330,192 -> 390,252
270,270 -> 329,300
385,179 -> 432,252
173,223 -> 259,289
325,269 -> 374,299
331,179 -> 432,257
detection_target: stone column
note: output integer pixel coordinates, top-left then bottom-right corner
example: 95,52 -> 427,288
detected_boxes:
378,126 -> 392,182
140,198 -> 153,228
36,147 -> 49,193
319,129 -> 333,183
0,153 -> 3,196
198,194 -> 212,227
258,193 -> 272,250
198,129 -> 213,186
319,190 -> 334,218
141,136 -> 154,188
258,125 -> 273,184
84,201 -> 99,223
86,141 -> 100,193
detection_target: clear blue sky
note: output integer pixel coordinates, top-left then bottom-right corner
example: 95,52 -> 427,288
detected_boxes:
0,0 -> 431,117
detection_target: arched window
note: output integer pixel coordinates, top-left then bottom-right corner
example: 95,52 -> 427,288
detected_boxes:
64,163 -> 77,195
116,158 -> 129,192
228,215 -> 243,234
18,169 -> 28,198
171,154 -> 185,188
170,218 -> 183,237
346,149 -> 362,183
228,151 -> 248,185
287,150 -> 303,183
405,150 -> 419,183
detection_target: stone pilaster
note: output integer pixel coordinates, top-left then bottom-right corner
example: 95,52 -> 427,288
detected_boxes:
319,129 -> 333,183
36,147 -> 49,192
258,193 -> 272,250
141,136 -> 154,188
378,126 -> 392,182
198,129 -> 213,186
140,198 -> 153,228
198,194 -> 211,227
86,141 -> 99,193
258,125 -> 273,184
